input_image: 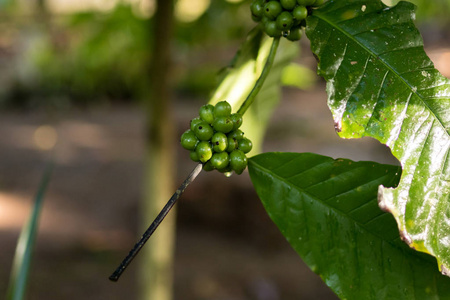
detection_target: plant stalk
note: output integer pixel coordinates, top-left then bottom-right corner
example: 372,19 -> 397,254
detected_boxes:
109,163 -> 203,282
109,33 -> 281,285
237,36 -> 281,115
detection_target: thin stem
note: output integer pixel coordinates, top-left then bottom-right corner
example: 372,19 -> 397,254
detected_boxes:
110,35 -> 280,283
237,36 -> 281,115
109,163 -> 203,282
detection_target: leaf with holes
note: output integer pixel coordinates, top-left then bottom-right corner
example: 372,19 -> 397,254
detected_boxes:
249,152 -> 450,299
306,0 -> 450,275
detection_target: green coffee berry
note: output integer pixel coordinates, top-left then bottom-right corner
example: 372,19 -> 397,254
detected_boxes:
286,26 -> 303,41
217,165 -> 232,174
297,0 -> 315,6
213,101 -> 232,118
230,150 -> 248,175
211,132 -> 227,152
228,129 -> 244,140
210,152 -> 230,170
226,137 -> 237,152
252,13 -> 262,22
238,138 -> 253,153
276,11 -> 294,31
193,122 -> 214,141
190,117 -> 202,132
213,117 -> 234,134
313,0 -> 325,6
250,0 -> 264,18
280,0 -> 296,10
264,1 -> 283,20
189,151 -> 200,162
196,141 -> 213,163
203,160 -> 215,172
261,15 -> 270,25
199,104 -> 215,124
264,21 -> 281,37
230,113 -> 243,130
292,5 -> 307,21
180,129 -> 199,150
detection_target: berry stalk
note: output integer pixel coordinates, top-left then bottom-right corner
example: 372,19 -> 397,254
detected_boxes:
237,36 -> 280,115
109,163 -> 203,282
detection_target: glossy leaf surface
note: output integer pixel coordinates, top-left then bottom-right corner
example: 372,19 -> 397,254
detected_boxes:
306,0 -> 450,274
209,28 -> 298,155
249,152 -> 450,299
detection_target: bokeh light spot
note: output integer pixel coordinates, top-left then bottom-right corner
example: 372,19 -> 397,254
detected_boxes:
33,125 -> 58,150
175,0 -> 211,23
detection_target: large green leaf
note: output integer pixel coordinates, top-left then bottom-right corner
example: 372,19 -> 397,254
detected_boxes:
249,152 -> 450,299
209,28 -> 298,155
306,0 -> 450,275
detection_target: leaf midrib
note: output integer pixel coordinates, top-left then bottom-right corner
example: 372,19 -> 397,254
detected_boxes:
310,8 -> 449,136
250,158 -> 420,256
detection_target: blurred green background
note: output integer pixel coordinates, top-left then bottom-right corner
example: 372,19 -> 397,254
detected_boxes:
0,0 -> 449,299
1,0 -> 448,109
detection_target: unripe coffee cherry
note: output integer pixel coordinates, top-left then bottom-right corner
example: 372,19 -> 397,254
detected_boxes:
230,113 -> 243,130
238,138 -> 253,153
286,27 -> 303,41
210,152 -> 230,170
280,0 -> 296,10
292,6 -> 307,21
250,0 -> 264,18
264,21 -> 282,37
190,117 -> 202,132
226,137 -> 237,152
228,129 -> 244,140
214,101 -> 232,118
213,117 -> 234,133
230,150 -> 248,175
189,151 -> 200,162
264,1 -> 283,20
203,160 -> 215,172
211,132 -> 227,152
180,129 -> 198,150
199,104 -> 215,124
276,11 -> 294,31
196,141 -> 213,163
193,122 -> 214,141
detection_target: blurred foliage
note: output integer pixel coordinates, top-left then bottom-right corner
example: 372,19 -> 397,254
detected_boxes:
281,63 -> 316,90
34,6 -> 152,104
0,0 -> 449,108
1,0 -> 253,108
384,0 -> 450,22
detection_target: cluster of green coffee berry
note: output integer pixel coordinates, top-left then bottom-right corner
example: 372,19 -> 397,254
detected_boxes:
250,0 -> 325,40
180,101 -> 252,175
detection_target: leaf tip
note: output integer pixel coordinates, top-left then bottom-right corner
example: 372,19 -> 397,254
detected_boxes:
399,229 -> 413,246
440,265 -> 450,277
334,120 -> 342,133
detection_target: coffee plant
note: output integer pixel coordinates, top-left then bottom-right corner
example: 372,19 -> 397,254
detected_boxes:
111,0 -> 450,298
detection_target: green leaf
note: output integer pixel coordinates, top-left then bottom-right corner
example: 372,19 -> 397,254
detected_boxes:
306,0 -> 450,275
6,163 -> 53,300
249,152 -> 450,299
209,28 -> 298,155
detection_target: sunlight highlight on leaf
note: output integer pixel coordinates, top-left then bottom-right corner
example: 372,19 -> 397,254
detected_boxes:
306,0 -> 450,276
